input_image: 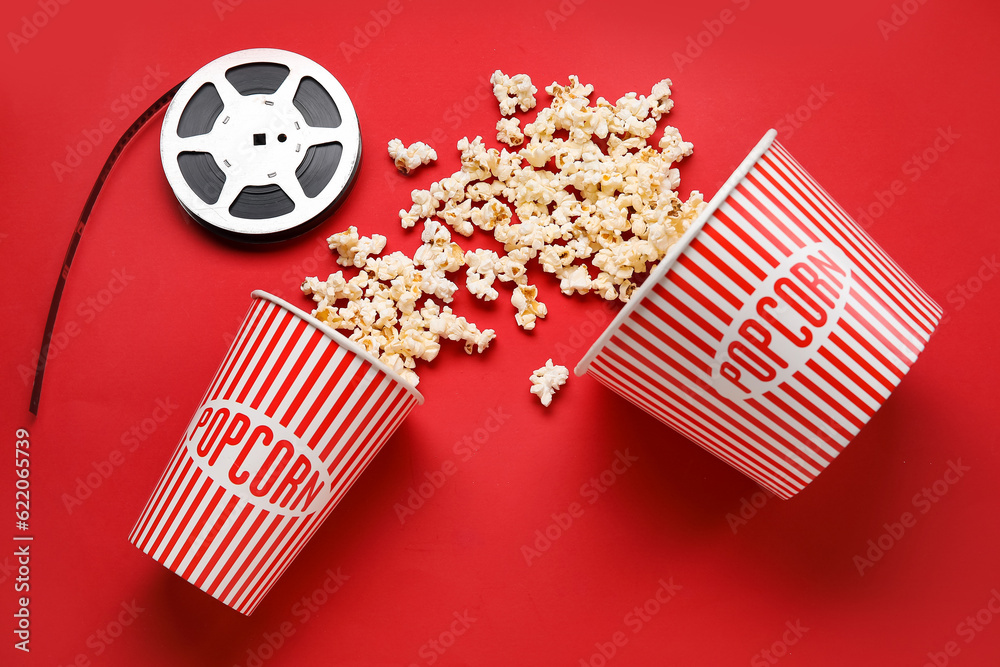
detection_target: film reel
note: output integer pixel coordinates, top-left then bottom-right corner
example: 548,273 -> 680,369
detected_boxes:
160,48 -> 362,242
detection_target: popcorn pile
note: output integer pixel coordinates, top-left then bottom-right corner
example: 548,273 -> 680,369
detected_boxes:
398,70 -> 704,332
302,225 -> 494,387
387,139 -> 438,175
304,71 -> 702,391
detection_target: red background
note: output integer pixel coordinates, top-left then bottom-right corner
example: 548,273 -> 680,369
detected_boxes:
2,0 -> 999,664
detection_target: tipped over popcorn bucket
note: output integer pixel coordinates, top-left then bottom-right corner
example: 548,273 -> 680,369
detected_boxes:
575,130 -> 941,499
129,290 -> 422,614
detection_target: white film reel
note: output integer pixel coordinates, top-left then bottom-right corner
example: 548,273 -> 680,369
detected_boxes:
160,48 -> 362,242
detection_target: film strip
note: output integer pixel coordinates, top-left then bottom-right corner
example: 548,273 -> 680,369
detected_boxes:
29,82 -> 183,415
30,48 -> 361,414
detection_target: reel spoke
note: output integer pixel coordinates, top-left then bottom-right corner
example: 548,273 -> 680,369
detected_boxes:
300,126 -> 342,149
274,172 -> 307,209
215,171 -> 244,209
215,77 -> 244,114
271,69 -> 300,108
176,135 -> 217,156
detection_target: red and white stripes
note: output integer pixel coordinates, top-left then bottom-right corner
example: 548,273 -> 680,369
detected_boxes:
576,131 -> 940,499
129,291 -> 421,614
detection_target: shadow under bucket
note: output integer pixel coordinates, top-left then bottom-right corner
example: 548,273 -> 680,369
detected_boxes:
576,130 -> 941,499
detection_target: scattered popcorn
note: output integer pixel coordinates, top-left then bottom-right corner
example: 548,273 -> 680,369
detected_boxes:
657,125 -> 693,164
387,139 -> 438,174
647,79 -> 675,121
465,249 -> 502,301
399,189 -> 438,229
327,226 -> 387,268
555,264 -> 592,295
428,306 -> 496,353
470,197 -> 511,231
497,250 -> 529,285
491,70 -> 537,116
496,118 -> 524,146
511,284 -> 547,330
302,226 -> 493,387
529,359 -> 569,407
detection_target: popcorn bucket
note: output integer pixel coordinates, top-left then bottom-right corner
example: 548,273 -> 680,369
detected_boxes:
575,130 -> 941,499
129,290 -> 422,614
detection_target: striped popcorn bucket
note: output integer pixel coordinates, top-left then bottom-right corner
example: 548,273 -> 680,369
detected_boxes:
129,290 -> 422,614
576,130 -> 941,499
